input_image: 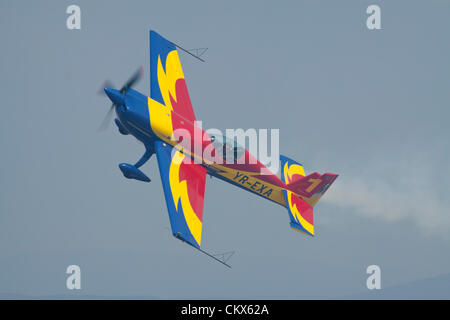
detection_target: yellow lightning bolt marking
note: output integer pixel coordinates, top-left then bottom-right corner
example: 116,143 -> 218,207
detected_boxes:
283,162 -> 314,235
286,192 -> 314,235
169,150 -> 203,246
284,162 -> 305,183
157,50 -> 185,111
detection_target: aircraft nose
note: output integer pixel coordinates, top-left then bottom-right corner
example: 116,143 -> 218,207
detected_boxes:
104,88 -> 125,106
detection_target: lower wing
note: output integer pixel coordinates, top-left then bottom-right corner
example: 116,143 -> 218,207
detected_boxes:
154,140 -> 206,248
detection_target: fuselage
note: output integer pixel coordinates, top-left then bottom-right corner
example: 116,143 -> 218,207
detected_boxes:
113,88 -> 289,207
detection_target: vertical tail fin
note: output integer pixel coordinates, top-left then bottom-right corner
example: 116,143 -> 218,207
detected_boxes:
280,155 -> 338,236
280,155 -> 305,184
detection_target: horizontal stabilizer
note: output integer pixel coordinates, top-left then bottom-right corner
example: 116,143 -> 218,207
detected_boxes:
287,172 -> 338,207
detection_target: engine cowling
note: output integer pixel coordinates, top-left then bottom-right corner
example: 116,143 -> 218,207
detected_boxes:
114,118 -> 129,135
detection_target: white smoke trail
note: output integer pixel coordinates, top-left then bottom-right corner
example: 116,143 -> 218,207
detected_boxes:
322,157 -> 450,238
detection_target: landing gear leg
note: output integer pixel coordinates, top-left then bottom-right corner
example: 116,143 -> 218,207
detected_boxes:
134,145 -> 154,169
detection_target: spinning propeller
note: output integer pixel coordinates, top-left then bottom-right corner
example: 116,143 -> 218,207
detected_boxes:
98,66 -> 143,131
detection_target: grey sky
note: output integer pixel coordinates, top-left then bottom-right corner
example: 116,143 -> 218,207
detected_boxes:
0,0 -> 449,298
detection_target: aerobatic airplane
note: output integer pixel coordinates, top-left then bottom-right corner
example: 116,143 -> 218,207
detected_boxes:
100,30 -> 338,267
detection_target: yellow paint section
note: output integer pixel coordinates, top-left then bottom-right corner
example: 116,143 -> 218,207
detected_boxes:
148,50 -> 185,143
157,51 -> 185,111
148,97 -> 173,142
169,150 -> 203,246
209,162 -> 286,206
283,162 -> 305,183
283,162 -> 321,207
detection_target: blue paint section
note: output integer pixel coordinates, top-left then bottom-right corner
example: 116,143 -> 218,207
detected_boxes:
154,140 -> 200,248
104,88 -> 125,105
281,188 -> 297,228
113,87 -> 153,145
118,163 -> 150,182
124,88 -> 151,133
150,30 -> 176,105
114,118 -> 129,135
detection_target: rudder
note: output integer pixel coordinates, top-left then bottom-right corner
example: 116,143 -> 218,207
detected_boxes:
280,155 -> 338,236
280,155 -> 314,236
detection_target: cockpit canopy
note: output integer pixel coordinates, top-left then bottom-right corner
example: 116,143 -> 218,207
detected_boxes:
209,133 -> 245,163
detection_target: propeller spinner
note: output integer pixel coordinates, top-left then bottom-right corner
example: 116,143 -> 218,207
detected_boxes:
98,66 -> 143,131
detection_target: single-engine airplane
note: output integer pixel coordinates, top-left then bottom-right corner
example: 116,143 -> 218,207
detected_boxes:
100,30 -> 338,267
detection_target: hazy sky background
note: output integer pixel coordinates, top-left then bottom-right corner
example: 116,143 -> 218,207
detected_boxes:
0,0 -> 449,298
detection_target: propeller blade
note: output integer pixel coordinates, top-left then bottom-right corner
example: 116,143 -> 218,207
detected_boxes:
97,80 -> 115,95
98,67 -> 143,131
119,66 -> 143,93
98,103 -> 115,132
